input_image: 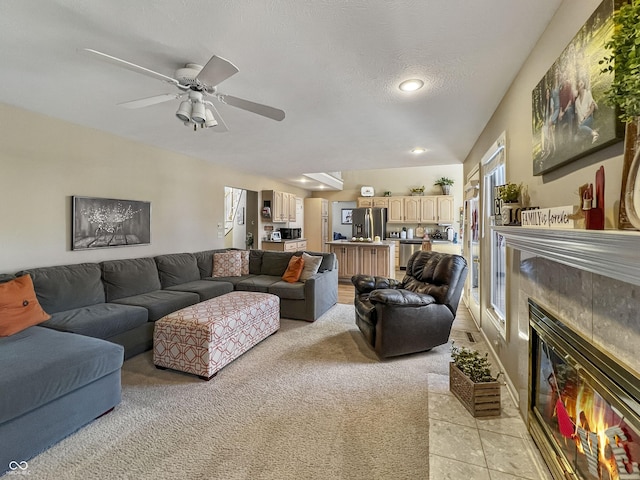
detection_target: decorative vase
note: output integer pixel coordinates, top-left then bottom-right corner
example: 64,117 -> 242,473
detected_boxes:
449,363 -> 501,417
441,185 -> 451,195
501,202 -> 521,225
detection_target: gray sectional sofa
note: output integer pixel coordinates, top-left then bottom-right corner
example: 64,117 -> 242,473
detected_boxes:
0,248 -> 337,473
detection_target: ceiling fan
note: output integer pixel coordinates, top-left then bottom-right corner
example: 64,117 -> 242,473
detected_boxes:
82,48 -> 285,132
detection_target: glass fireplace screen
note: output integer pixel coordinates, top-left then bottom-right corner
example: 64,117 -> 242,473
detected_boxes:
529,300 -> 640,480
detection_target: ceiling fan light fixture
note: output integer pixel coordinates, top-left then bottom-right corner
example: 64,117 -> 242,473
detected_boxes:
204,109 -> 218,128
176,100 -> 192,122
399,79 -> 424,92
191,102 -> 206,124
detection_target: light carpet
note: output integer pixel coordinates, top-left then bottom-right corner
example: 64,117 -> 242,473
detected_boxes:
22,304 -> 455,480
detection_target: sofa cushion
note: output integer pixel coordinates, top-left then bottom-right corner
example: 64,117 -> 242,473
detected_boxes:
282,255 -> 305,283
261,251 -> 294,276
248,249 -> 263,274
0,326 -> 123,425
235,275 -> 282,293
318,252 -> 336,272
112,290 -> 199,321
155,253 -> 200,288
299,252 -> 323,282
268,280 -> 306,300
212,251 -> 243,277
41,303 -> 149,339
19,263 -> 105,313
193,249 -> 230,278
203,275 -> 256,287
0,275 -> 51,337
101,257 -> 162,302
240,250 -> 250,275
165,280 -> 233,301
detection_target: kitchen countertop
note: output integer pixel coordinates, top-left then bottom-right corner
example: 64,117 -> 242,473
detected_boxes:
263,238 -> 307,243
387,238 -> 453,244
326,240 -> 394,246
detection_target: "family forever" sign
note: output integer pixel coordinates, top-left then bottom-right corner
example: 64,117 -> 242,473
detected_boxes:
520,206 -> 575,229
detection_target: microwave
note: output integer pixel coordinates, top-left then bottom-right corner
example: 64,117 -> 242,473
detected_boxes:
279,228 -> 301,239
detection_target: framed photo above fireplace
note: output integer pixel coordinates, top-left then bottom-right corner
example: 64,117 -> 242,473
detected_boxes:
72,196 -> 151,250
531,0 -> 624,176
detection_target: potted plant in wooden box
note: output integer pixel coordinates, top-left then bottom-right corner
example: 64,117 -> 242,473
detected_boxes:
449,343 -> 501,417
434,177 -> 454,195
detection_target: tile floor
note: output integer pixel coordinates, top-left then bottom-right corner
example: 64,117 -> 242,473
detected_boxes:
338,277 -> 554,479
427,305 -> 553,480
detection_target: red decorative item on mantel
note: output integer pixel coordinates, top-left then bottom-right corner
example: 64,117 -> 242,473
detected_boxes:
585,166 -> 605,230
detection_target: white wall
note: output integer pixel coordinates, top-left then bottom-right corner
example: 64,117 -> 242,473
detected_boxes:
461,0 -> 626,404
0,103 -> 307,273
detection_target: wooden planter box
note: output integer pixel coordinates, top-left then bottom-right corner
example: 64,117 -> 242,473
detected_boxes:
449,362 -> 501,417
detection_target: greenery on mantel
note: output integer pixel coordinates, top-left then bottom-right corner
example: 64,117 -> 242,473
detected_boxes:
599,0 -> 640,122
451,342 -> 498,383
497,182 -> 522,203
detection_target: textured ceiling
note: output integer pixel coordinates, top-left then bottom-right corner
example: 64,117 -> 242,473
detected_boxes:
0,1 -> 562,189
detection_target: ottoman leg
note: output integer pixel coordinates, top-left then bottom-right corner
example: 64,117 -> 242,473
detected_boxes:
155,365 -> 167,371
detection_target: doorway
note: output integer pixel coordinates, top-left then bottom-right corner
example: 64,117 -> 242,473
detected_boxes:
463,166 -> 481,324
224,187 -> 258,249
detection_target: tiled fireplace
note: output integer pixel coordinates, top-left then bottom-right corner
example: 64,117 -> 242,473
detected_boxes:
496,227 -> 640,480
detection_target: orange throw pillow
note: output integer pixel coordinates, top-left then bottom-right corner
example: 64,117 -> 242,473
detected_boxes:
0,274 -> 51,337
282,255 -> 305,283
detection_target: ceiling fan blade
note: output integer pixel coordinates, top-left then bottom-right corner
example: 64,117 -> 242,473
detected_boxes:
197,55 -> 239,87
218,94 -> 285,121
207,103 -> 229,132
82,48 -> 180,86
118,93 -> 183,109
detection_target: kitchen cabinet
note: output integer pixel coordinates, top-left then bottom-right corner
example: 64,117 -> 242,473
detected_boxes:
387,197 -> 404,222
420,196 -> 437,223
372,197 -> 389,208
360,245 -> 391,277
262,239 -> 307,252
262,190 -> 296,223
388,195 -> 454,223
329,241 -> 395,280
330,244 -> 360,279
357,195 -> 454,224
288,193 -> 297,222
304,198 -> 329,252
430,242 -> 460,255
404,197 -> 421,222
391,240 -> 400,268
437,196 -> 455,223
357,197 -> 389,208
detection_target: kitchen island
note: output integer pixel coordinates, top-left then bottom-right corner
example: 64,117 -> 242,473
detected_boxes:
327,240 -> 396,281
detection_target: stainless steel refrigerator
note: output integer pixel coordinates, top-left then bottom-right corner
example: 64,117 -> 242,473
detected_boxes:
352,207 -> 387,240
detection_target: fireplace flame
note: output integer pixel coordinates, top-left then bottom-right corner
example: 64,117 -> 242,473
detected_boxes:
561,381 -> 638,479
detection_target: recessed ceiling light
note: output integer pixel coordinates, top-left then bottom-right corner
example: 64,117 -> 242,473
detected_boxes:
399,79 -> 424,92
411,147 -> 426,154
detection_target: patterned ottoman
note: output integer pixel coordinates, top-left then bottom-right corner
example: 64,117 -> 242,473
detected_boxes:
153,291 -> 280,380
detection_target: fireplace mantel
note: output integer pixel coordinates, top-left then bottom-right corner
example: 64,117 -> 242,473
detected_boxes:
493,227 -> 640,287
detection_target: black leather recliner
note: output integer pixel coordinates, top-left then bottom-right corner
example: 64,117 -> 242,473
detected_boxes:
352,250 -> 468,358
